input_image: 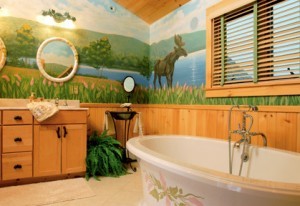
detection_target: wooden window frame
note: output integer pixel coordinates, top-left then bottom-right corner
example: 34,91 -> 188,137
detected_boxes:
206,0 -> 300,97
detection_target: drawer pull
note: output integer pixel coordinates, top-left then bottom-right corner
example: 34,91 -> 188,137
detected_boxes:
14,116 -> 23,121
56,127 -> 61,138
14,137 -> 23,142
14,164 -> 22,170
63,126 -> 68,138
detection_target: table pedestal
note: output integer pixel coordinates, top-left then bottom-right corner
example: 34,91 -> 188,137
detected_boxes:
106,111 -> 137,171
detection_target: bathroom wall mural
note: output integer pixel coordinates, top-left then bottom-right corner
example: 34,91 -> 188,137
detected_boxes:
0,0 -> 298,105
146,0 -> 299,105
0,0 -> 149,103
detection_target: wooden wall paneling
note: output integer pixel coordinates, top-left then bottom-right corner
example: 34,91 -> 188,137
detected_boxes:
297,113 -> 300,153
275,113 -> 297,152
156,108 -> 169,135
285,113 -> 297,152
82,104 -> 300,153
146,107 -> 159,135
178,109 -> 186,135
165,108 -> 179,135
205,110 -> 218,138
178,109 -> 197,135
196,110 -> 207,136
216,110 -> 228,139
257,112 -> 276,148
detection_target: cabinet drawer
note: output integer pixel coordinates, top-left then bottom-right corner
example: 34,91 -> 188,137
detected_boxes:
2,125 -> 33,153
2,152 -> 32,180
34,110 -> 87,124
3,110 -> 33,125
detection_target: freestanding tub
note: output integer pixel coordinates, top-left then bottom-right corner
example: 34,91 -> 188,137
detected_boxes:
127,135 -> 300,206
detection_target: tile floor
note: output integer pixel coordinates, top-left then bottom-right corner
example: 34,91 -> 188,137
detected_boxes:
49,163 -> 143,206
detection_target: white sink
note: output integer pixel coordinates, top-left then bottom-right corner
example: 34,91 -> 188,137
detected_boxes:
58,105 -> 77,110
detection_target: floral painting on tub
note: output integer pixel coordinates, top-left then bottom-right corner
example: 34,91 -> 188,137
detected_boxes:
144,171 -> 205,206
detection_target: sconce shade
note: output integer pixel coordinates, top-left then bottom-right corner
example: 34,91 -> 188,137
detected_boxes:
42,9 -> 76,23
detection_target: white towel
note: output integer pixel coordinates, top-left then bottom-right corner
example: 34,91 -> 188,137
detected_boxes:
133,112 -> 143,136
27,102 -> 59,122
104,112 -> 116,136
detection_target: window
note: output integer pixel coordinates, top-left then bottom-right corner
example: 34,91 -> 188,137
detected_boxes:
206,0 -> 300,97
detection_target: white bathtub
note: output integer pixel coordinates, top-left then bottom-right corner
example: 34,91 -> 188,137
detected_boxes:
127,135 -> 300,206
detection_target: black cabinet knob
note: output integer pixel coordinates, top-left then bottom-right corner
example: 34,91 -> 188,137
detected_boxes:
14,116 -> 23,120
14,164 -> 22,169
14,137 -> 23,142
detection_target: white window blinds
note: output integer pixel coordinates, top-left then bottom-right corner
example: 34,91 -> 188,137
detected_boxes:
211,0 -> 300,87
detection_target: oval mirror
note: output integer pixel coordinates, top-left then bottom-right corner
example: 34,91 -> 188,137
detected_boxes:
36,37 -> 78,82
123,76 -> 135,93
0,37 -> 7,70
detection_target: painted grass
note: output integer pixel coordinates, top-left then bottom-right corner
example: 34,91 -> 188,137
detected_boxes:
145,84 -> 300,105
0,66 -> 298,105
0,66 -> 128,103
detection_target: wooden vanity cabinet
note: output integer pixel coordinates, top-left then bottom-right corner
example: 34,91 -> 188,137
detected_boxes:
1,110 -> 33,181
33,110 -> 87,177
0,109 -> 87,185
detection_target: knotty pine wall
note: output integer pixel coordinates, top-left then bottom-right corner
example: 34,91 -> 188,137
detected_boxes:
81,103 -> 300,153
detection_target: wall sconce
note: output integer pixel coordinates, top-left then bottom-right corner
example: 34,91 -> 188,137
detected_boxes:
42,9 -> 76,23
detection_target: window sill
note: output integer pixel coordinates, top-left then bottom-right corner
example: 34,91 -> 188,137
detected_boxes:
205,82 -> 300,97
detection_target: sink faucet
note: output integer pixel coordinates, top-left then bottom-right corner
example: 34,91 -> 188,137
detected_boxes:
55,98 -> 59,106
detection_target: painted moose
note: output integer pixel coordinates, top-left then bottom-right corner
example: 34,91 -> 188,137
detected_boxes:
153,34 -> 188,89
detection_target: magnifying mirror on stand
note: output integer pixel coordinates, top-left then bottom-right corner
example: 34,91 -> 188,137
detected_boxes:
122,76 -> 135,111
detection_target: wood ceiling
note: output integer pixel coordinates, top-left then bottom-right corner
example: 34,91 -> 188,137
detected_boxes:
113,0 -> 191,24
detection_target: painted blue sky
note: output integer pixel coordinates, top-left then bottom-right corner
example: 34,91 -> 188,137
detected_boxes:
150,0 -> 220,44
0,0 -> 220,44
0,0 -> 149,42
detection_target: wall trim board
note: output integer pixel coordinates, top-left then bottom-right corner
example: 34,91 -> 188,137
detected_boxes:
80,103 -> 300,113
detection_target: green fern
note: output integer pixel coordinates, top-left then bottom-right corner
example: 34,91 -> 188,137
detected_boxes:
85,130 -> 127,180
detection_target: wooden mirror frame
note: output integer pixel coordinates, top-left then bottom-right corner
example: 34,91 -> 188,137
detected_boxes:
36,37 -> 78,82
0,37 -> 7,70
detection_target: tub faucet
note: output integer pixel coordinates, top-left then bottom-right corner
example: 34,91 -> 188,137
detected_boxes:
248,132 -> 267,147
228,105 -> 267,175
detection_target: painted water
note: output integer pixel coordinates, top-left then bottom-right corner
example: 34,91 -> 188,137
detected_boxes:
77,50 -> 206,87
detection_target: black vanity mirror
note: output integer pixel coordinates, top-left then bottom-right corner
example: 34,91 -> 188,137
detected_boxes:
122,76 -> 135,103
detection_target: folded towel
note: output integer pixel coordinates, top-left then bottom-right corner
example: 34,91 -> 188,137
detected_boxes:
104,112 -> 116,136
133,112 -> 143,136
27,102 -> 59,122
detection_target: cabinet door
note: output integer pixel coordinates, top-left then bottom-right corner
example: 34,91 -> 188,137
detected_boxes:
61,124 -> 87,174
34,125 -> 61,177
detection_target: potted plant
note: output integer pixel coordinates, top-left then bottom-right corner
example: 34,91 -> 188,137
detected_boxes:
85,130 -> 127,180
